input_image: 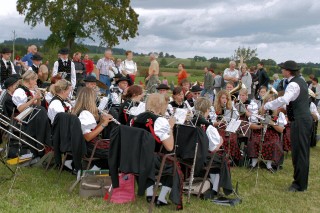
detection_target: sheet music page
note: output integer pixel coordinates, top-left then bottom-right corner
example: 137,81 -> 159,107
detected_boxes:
174,108 -> 188,124
15,107 -> 33,121
129,102 -> 146,116
225,119 -> 242,133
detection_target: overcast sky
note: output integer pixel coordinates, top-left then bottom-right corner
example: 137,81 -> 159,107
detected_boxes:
1,0 -> 320,63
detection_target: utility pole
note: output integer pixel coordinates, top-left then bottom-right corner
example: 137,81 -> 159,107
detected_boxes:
12,30 -> 16,60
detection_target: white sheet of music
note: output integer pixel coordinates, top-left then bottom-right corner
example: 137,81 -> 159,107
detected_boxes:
129,102 -> 146,116
15,107 -> 33,121
225,119 -> 242,133
174,108 -> 188,124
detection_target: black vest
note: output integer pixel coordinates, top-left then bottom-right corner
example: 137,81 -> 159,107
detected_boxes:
31,64 -> 39,73
57,59 -> 71,81
186,99 -> 194,107
132,111 -> 163,152
287,76 -> 311,121
50,95 -> 70,113
0,59 -> 12,83
169,101 -> 185,109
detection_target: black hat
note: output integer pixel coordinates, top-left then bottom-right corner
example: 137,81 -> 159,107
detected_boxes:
59,48 -> 69,55
31,54 -> 43,61
83,75 -> 97,82
278,60 -> 300,72
156,84 -> 170,90
11,74 -> 22,79
1,47 -> 12,54
3,77 -> 19,89
190,85 -> 203,92
116,76 -> 131,84
113,73 -> 123,79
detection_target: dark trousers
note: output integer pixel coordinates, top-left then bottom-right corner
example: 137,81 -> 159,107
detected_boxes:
290,116 -> 312,191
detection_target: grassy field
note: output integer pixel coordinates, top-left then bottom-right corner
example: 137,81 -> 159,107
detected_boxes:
0,143 -> 319,213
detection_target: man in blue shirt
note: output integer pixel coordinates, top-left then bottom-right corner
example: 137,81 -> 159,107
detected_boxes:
21,45 -> 38,67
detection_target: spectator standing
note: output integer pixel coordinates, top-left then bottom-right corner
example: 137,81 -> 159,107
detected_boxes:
272,74 -> 281,90
83,54 -> 94,76
145,53 -> 159,93
213,71 -> 222,94
240,64 -> 252,96
201,67 -> 214,101
96,49 -> 115,94
73,52 -> 86,85
249,66 -> 258,99
21,45 -> 37,67
121,50 -> 137,84
309,78 -> 320,106
177,63 -> 188,85
257,62 -> 269,89
223,61 -> 239,87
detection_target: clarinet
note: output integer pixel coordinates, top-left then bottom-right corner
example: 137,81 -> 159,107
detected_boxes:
99,109 -> 121,125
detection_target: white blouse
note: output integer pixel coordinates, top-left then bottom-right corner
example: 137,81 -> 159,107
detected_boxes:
48,99 -> 72,124
78,110 -> 97,134
121,60 -> 137,75
206,125 -> 221,152
45,92 -> 54,103
154,117 -> 171,141
12,88 -> 35,108
310,102 -> 320,120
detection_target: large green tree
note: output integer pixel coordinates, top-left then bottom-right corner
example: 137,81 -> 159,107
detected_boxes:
16,0 -> 139,50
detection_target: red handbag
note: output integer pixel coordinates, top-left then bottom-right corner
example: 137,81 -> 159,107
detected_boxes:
106,173 -> 135,204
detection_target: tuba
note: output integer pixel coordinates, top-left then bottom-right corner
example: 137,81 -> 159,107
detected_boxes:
262,87 -> 278,101
229,80 -> 246,100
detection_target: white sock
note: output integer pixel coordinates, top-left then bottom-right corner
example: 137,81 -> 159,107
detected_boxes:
213,174 -> 220,192
158,186 -> 171,204
146,185 -> 154,197
209,174 -> 216,187
251,158 -> 258,167
266,160 -> 273,169
64,160 -> 73,170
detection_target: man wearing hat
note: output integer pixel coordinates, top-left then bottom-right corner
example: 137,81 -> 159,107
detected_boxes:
184,84 -> 203,111
84,75 -> 97,89
264,60 -> 312,192
2,77 -> 20,117
52,48 -> 76,89
156,83 -> 173,102
27,54 -> 43,73
0,47 -> 16,86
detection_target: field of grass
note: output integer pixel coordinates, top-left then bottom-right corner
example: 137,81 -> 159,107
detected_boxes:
1,143 -> 319,212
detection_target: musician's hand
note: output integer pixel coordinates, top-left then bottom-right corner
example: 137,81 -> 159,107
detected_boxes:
245,110 -> 252,117
101,113 -> 113,126
34,90 -> 42,100
260,105 -> 266,115
168,117 -> 176,129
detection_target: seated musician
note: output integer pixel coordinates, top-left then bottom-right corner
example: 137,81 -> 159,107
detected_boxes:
12,70 -> 42,112
118,85 -> 144,125
157,83 -> 173,102
47,79 -> 73,124
192,97 -> 233,199
131,93 -> 176,207
212,90 -> 241,163
110,76 -> 130,106
2,77 -> 20,117
255,86 -> 267,108
225,81 -> 238,101
168,87 -> 185,115
180,78 -> 192,100
184,84 -> 202,111
248,91 -> 286,172
71,87 -> 113,168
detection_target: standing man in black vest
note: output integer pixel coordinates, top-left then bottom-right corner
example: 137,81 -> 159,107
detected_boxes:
52,48 -> 76,89
263,60 -> 312,192
27,54 -> 43,73
0,47 -> 16,87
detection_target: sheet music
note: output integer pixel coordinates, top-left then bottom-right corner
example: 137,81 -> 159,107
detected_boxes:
128,102 -> 146,116
174,108 -> 188,124
15,107 -> 33,121
225,119 -> 242,133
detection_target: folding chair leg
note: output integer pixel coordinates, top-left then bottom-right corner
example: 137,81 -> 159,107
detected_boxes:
58,153 -> 68,178
45,151 -> 54,172
197,154 -> 215,198
86,144 -> 98,170
149,154 -> 171,213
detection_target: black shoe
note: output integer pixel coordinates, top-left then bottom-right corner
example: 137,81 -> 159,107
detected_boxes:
71,169 -> 78,175
146,196 -> 158,203
155,200 -> 168,207
201,190 -> 217,200
288,185 -> 305,192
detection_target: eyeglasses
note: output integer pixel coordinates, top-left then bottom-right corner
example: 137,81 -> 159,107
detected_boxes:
193,92 -> 201,95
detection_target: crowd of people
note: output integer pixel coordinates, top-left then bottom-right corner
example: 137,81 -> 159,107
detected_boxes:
0,45 -> 317,209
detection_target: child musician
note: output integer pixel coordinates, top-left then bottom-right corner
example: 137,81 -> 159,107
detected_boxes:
248,92 -> 286,172
213,90 -> 241,163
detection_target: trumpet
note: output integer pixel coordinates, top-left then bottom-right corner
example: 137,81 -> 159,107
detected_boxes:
229,80 -> 246,100
262,87 -> 278,101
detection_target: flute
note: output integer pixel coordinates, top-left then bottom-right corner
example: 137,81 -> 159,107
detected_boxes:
99,109 -> 121,125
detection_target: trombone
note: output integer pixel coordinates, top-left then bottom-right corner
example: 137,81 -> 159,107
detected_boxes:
0,113 -> 45,152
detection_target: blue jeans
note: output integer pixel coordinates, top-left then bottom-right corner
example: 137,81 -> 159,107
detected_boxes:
201,89 -> 214,102
99,74 -> 111,95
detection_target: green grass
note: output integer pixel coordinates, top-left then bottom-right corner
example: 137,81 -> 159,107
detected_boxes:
1,143 -> 320,213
